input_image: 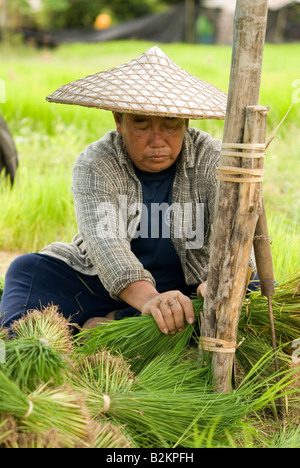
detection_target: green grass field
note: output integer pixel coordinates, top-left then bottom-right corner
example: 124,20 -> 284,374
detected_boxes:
0,40 -> 299,278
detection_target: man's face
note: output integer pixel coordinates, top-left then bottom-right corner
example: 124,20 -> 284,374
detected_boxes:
113,113 -> 189,173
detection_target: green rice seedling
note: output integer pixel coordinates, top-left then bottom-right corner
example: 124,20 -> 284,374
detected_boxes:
239,271 -> 300,348
191,272 -> 300,376
0,371 -> 90,448
76,301 -> 201,373
72,342 -> 299,448
1,336 -> 71,392
70,350 -> 138,438
11,305 -> 75,354
235,333 -> 290,380
76,271 -> 299,386
74,350 -> 136,395
135,349 -> 211,392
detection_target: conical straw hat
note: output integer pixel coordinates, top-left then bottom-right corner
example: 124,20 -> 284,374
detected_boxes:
46,46 -> 227,120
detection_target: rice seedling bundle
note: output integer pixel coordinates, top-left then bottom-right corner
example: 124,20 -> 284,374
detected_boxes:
0,336 -> 71,391
70,340 -> 299,448
235,333 -> 290,379
0,370 -> 90,448
11,305 -> 75,354
75,304 -> 200,374
74,350 -> 136,395
0,273 -> 298,448
76,270 -> 299,379
0,306 -> 77,391
239,272 -> 300,348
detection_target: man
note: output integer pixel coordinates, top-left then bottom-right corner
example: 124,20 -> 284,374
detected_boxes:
0,46 -> 235,334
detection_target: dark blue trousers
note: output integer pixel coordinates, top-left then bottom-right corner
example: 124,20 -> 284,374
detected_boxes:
0,253 -> 143,328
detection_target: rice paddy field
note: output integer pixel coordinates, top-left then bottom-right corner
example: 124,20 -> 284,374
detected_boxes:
0,40 -> 299,449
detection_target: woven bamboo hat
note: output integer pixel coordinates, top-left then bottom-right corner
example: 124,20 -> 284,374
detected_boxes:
46,46 -> 227,120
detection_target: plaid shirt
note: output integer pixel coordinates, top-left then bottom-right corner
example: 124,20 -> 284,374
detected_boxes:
41,127 -> 223,299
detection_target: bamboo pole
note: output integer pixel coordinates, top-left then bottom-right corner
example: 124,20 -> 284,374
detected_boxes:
199,0 -> 269,393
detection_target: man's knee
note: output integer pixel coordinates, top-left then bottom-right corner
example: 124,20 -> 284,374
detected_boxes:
5,253 -> 40,281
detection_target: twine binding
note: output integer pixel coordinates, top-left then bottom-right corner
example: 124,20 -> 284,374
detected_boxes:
103,394 -> 111,412
217,142 -> 265,183
23,400 -> 34,419
199,336 -> 245,354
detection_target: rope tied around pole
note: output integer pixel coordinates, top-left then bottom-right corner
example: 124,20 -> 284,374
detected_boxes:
217,142 -> 266,183
199,336 -> 245,354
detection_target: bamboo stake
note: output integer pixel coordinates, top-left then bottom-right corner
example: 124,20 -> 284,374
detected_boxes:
254,199 -> 285,417
199,0 -> 269,393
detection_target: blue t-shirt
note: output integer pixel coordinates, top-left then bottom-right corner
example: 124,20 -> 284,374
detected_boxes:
131,162 -> 194,295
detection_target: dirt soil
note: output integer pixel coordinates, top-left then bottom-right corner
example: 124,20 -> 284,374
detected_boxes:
0,251 -> 24,276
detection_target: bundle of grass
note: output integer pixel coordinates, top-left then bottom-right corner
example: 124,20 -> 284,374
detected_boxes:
76,272 -> 299,384
76,303 -> 201,373
190,271 -> 300,379
0,371 -> 90,448
1,336 -> 72,392
239,271 -> 300,348
0,306 -> 77,391
11,305 -> 75,354
71,342 -> 299,448
74,350 -> 136,395
70,350 -> 137,422
135,349 -> 211,392
235,333 -> 290,381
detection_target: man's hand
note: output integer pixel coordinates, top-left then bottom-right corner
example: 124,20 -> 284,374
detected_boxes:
141,291 -> 195,335
118,281 -> 194,335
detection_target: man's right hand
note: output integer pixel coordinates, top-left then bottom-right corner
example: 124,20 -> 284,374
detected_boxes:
119,281 -> 194,335
141,290 -> 195,335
